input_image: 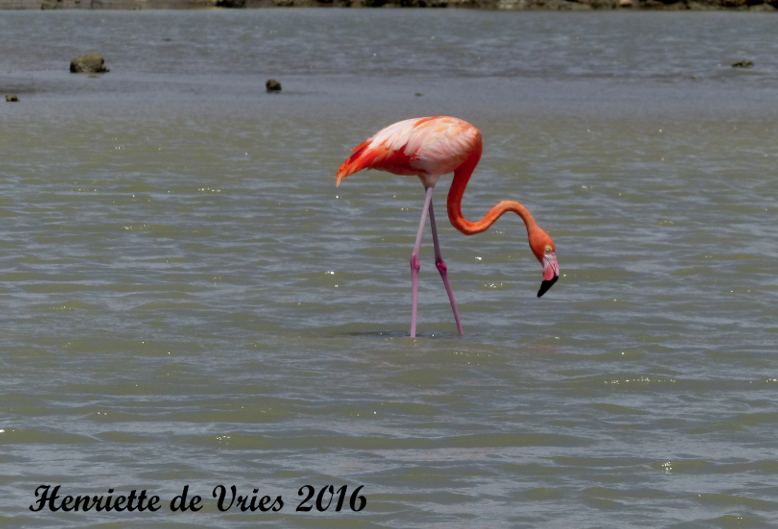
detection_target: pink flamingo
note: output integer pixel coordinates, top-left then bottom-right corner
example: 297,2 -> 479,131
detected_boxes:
336,116 -> 559,337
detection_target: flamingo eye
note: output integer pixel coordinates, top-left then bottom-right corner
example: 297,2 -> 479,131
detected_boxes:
544,245 -> 553,253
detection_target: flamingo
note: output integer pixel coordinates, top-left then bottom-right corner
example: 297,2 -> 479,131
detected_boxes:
336,116 -> 559,337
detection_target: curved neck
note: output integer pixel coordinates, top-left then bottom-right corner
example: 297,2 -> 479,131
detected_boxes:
446,152 -> 539,237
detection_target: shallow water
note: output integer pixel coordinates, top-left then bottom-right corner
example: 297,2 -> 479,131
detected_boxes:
1,10 -> 778,528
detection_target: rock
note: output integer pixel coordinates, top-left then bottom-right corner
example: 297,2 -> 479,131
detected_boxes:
40,0 -> 62,9
6,95 -> 19,102
731,60 -> 754,68
400,0 -> 448,5
266,79 -> 282,92
70,53 -> 109,74
215,0 -> 246,6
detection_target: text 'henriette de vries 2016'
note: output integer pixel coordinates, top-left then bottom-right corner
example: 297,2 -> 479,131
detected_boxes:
29,484 -> 367,513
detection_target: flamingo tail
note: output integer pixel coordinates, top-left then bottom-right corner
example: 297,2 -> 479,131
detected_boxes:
336,139 -> 417,187
336,141 -> 374,187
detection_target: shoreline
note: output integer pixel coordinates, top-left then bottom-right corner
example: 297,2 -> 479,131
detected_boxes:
1,0 -> 774,11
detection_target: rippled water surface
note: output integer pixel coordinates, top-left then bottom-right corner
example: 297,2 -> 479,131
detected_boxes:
1,10 -> 778,528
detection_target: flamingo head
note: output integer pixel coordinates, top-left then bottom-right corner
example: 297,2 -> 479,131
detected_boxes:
529,229 -> 559,298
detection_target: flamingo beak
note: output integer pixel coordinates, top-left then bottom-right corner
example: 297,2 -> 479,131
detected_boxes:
538,251 -> 559,298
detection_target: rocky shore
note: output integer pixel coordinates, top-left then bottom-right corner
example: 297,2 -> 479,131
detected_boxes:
4,0 -> 776,11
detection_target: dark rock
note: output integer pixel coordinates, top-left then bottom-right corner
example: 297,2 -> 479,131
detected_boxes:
216,0 -> 246,6
266,79 -> 282,92
70,53 -> 109,74
400,0 -> 447,5
731,60 -> 754,68
6,95 -> 19,102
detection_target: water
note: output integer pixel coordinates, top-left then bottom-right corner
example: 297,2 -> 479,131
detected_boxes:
1,10 -> 778,528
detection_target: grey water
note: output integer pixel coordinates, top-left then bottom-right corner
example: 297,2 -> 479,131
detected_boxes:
1,9 -> 778,528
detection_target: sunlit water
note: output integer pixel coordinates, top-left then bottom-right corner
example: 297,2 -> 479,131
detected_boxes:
1,10 -> 777,528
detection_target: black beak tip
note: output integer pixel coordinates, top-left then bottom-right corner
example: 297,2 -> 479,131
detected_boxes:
537,275 -> 559,298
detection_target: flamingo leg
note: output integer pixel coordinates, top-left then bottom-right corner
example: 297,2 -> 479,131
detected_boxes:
429,201 -> 464,335
410,186 -> 434,337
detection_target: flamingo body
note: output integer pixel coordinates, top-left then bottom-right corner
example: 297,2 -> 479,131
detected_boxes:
336,116 -> 559,337
337,116 -> 480,188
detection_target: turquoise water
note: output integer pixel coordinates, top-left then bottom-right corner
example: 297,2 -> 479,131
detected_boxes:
1,10 -> 778,528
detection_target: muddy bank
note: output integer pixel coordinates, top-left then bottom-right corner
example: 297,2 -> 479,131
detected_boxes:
4,0 -> 777,12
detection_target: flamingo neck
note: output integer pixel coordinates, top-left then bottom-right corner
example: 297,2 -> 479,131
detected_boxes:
446,155 -> 540,237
